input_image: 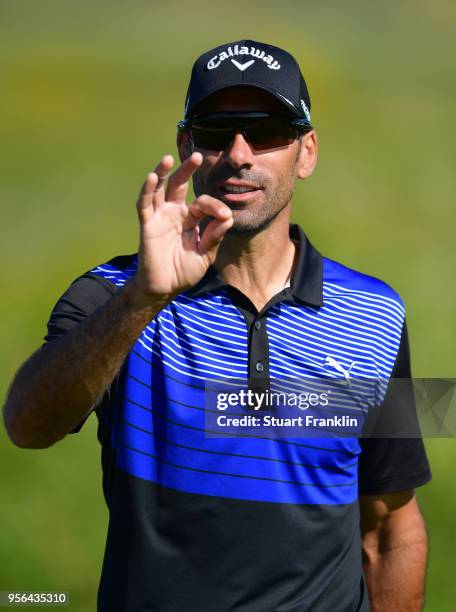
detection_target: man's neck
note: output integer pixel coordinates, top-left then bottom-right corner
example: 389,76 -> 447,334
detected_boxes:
214,209 -> 298,312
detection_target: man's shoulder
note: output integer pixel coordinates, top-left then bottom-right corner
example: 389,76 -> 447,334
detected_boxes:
44,253 -> 138,345
321,256 -> 405,312
83,252 -> 138,288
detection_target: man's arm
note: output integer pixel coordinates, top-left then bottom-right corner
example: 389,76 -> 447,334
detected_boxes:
2,152 -> 233,449
360,490 -> 428,612
3,278 -> 172,448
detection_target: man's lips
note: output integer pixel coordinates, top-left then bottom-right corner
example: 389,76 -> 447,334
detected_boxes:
215,180 -> 263,203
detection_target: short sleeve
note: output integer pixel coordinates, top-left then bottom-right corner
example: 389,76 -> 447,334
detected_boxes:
358,320 -> 432,495
43,273 -> 119,433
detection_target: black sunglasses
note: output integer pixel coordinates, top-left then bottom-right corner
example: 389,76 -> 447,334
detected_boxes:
177,111 -> 312,152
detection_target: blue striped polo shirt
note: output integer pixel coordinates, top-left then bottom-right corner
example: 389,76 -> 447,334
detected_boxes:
44,223 -> 431,612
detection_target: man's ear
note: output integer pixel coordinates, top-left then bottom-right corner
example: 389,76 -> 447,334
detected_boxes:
177,131 -> 193,163
296,130 -> 318,180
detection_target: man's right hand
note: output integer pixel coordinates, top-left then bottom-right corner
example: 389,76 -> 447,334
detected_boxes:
3,152 -> 234,447
133,152 -> 233,303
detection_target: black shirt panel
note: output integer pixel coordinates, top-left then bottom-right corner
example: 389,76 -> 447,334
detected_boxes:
43,273 -> 118,342
43,271 -> 123,435
358,321 -> 432,495
98,465 -> 367,612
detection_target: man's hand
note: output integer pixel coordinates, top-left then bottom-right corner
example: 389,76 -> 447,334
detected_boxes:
133,152 -> 233,302
3,151 -> 234,447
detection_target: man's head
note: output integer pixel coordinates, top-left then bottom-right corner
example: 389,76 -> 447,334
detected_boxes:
177,40 -> 318,235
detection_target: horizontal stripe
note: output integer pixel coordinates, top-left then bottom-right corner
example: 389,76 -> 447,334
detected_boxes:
121,416 -> 358,471
135,335 -> 248,378
151,316 -> 249,360
113,441 -> 359,504
273,301 -> 402,345
324,281 -> 404,313
121,390 -> 360,457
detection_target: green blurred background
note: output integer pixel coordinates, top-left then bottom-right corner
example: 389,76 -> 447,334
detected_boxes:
1,0 -> 455,609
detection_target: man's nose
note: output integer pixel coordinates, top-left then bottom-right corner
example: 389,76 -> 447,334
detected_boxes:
223,131 -> 255,167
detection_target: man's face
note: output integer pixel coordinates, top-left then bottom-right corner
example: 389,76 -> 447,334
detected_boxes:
181,86 -> 306,235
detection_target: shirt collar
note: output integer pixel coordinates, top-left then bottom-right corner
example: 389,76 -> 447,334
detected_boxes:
186,223 -> 323,307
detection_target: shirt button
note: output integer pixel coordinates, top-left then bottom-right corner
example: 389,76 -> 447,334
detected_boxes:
255,361 -> 264,373
254,320 -> 262,331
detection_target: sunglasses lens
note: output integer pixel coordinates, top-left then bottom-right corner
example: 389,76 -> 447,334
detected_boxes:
245,118 -> 296,150
190,126 -> 233,150
188,114 -> 298,151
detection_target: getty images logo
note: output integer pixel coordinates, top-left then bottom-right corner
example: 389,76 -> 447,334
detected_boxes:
207,44 -> 281,72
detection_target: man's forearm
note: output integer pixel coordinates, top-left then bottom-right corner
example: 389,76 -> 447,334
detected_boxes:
362,510 -> 428,611
3,278 -> 174,448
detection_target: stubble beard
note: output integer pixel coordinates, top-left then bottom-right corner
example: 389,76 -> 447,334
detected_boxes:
193,149 -> 300,238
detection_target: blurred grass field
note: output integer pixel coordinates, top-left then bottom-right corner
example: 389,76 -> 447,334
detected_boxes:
1,1 -> 455,610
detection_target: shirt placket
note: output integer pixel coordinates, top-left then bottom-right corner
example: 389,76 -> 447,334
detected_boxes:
226,286 -> 293,407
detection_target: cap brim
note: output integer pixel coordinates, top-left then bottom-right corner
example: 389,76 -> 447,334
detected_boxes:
187,83 -> 303,118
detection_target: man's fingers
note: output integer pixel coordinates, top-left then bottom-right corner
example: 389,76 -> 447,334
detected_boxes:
186,194 -> 233,255
186,195 -> 232,228
136,155 -> 175,221
152,154 -> 174,208
136,172 -> 159,222
165,152 -> 203,203
136,152 -> 201,222
198,216 -> 234,256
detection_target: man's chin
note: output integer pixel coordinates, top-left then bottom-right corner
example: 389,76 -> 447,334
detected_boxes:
226,213 -> 276,237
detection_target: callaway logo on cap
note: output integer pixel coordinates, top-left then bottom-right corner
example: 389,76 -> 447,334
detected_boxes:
183,39 -> 312,124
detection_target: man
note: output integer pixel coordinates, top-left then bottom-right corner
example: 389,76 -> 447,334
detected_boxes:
3,40 -> 431,611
